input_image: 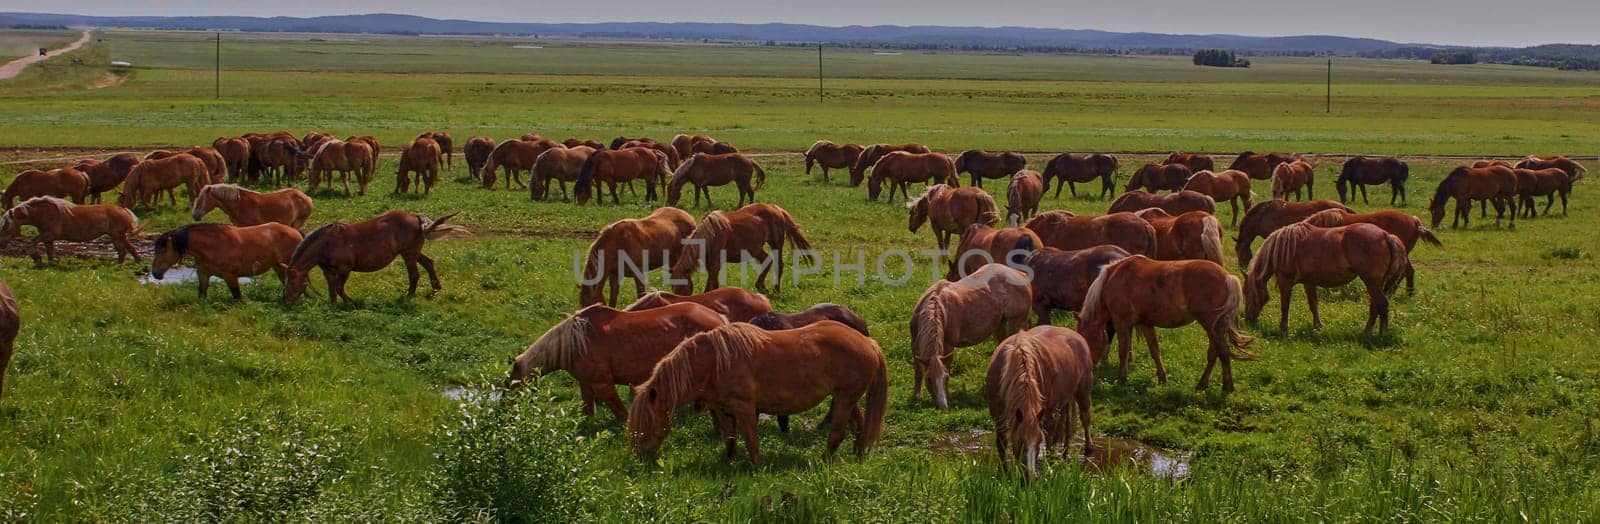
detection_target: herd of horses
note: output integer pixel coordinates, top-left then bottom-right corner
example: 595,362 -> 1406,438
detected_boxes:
0,133 -> 1590,477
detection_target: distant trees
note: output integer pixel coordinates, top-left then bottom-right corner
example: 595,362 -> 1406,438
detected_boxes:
1193,49 -> 1250,68
1430,51 -> 1477,65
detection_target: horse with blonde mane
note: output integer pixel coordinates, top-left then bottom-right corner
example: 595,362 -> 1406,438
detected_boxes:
671,134 -> 715,160
911,263 -> 1033,409
665,153 -> 766,208
1133,208 -> 1224,264
669,203 -> 814,294
1271,160 -> 1316,201
3,168 -> 89,208
946,223 -> 1039,280
301,139 -> 375,195
283,210 -> 469,304
1006,170 -> 1044,226
869,151 -> 959,202
908,184 -> 999,251
192,184 -> 313,229
1244,222 -> 1409,335
1183,170 -> 1255,226
1234,199 -> 1352,268
1108,190 -> 1216,216
0,196 -> 141,263
625,287 -> 773,323
578,207 -> 696,307
1302,208 -> 1442,294
985,326 -> 1094,477
1022,245 -> 1130,326
804,140 -> 864,182
1023,210 -> 1155,256
1042,153 -> 1118,199
850,143 -> 930,187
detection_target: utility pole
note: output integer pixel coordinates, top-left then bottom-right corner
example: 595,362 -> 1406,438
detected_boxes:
1325,59 -> 1331,113
215,32 -> 221,100
817,44 -> 824,103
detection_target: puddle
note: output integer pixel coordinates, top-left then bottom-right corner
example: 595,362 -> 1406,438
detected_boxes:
512,45 -> 545,49
140,267 -> 253,286
931,428 -> 1190,479
442,386 -> 503,403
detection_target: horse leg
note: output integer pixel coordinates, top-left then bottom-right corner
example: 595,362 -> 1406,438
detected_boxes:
595,385 -> 628,421
1137,325 -> 1167,384
1359,184 -> 1369,205
1068,181 -> 1078,198
576,383 -> 597,416
1307,285 -> 1322,330
1277,277 -> 1294,332
1230,199 -> 1240,226
823,397 -> 853,459
325,270 -> 346,304
735,408 -> 762,464
995,421 -> 1010,473
225,276 -> 243,300
912,361 -> 925,401
704,261 -> 721,293
608,181 -> 621,204
1560,191 -> 1568,216
1114,322 -> 1134,383
712,410 -> 737,459
196,270 -> 211,299
418,253 -> 442,291
404,255 -> 422,297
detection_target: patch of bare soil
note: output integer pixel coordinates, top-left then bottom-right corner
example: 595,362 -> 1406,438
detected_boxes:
0,235 -> 152,262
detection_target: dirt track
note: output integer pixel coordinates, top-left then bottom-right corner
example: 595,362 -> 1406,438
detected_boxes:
0,30 -> 92,80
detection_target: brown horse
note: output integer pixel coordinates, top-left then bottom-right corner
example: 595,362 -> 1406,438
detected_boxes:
1042,153 -> 1119,199
574,147 -> 670,205
346,136 -> 381,170
908,184 -> 999,251
1303,208 -> 1443,294
669,203 -> 814,294
1183,170 -> 1254,226
621,139 -> 682,169
396,137 -> 442,194
211,137 -> 251,182
671,134 -> 715,160
464,136 -> 495,181
1134,208 -> 1224,264
1429,165 -> 1518,229
254,137 -> 301,186
869,151 -> 959,202
628,322 -> 889,463
804,140 -> 864,182
1245,222 -> 1408,335
1337,156 -> 1410,206
1229,151 -> 1298,180
481,138 -> 558,190
911,263 -> 1033,409
4,168 -> 89,208
1515,155 -> 1587,182
625,287 -> 773,323
120,154 -> 207,209
691,141 -> 739,156
947,223 -> 1039,280
985,325 -> 1094,477
1125,163 -> 1193,193
665,153 -> 766,208
1164,152 -> 1214,173
577,207 -> 697,307
415,132 -> 453,168
749,303 -> 870,336
282,210 -> 468,304
188,147 -> 228,184
1234,199 -> 1352,268
507,302 -> 727,419
151,223 -> 303,299
563,138 -> 606,150
302,140 -> 375,195
851,143 -> 930,187
75,153 -> 141,203
301,132 -> 332,154
1472,160 -> 1513,169
531,145 -> 596,201
1024,210 -> 1156,256
0,197 -> 140,263
0,279 -> 15,405
1271,160 -> 1316,201
192,184 -> 313,229
1513,168 -> 1572,217
1108,190 -> 1217,216
1006,170 -> 1044,226
954,150 -> 1026,188
1079,256 -> 1256,390
1023,245 -> 1130,326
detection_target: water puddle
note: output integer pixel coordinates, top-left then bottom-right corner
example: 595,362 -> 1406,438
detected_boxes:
442,386 -> 503,403
931,428 -> 1190,479
140,267 -> 253,286
512,45 -> 545,49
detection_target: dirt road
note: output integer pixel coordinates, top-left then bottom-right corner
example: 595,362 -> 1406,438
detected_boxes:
0,30 -> 92,80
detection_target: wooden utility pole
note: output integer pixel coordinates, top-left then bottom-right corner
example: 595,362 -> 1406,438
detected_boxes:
215,32 -> 221,100
817,44 -> 824,103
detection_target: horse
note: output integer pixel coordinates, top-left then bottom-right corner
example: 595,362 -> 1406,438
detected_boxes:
0,279 -> 16,405
911,263 -> 1033,409
0,196 -> 140,263
1244,222 -> 1409,335
416,131 -> 453,168
396,137 -> 442,194
531,146 -> 596,201
574,147 -> 670,205
947,223 -> 1039,281
749,303 -> 870,336
625,287 -> 773,323
1337,156 -> 1410,206
150,223 -> 303,299
1164,152 -> 1214,173
1023,210 -> 1156,256
1183,170 -> 1255,226
1108,190 -> 1217,217
210,137 -> 250,182
908,184 -> 999,251
1472,160 -> 1513,169
1515,155 -> 1587,182
464,136 -> 495,181
1042,153 -> 1119,199
187,147 -> 229,184
192,184 -> 313,229
301,132 -> 332,154
691,141 -> 739,156
1079,256 -> 1256,391
851,143 -> 931,187
564,138 -> 606,150
621,139 -> 682,169
578,207 -> 697,307
628,321 -> 889,463
985,326 -> 1094,477
954,150 -> 1026,188
1303,208 -> 1443,294
119,154 -> 207,209
669,203 -> 814,294
1006,170 -> 1044,226
1023,245 -> 1130,326
671,134 -> 715,160
608,136 -> 647,150
1133,208 -> 1224,264
481,138 -> 558,190
506,302 -> 727,419
282,210 -> 469,304
1229,151 -> 1299,181
804,140 -> 864,182
1513,168 -> 1572,217
1429,165 -> 1518,229
254,137 -> 301,186
301,140 -> 375,196
1125,163 -> 1193,193
665,153 -> 766,208
4,168 -> 89,208
1271,160 -> 1316,201
869,151 -> 959,202
74,153 -> 140,203
1234,199 -> 1352,268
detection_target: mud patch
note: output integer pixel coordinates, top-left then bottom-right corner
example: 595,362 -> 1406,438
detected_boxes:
0,236 -> 151,261
931,428 -> 1190,479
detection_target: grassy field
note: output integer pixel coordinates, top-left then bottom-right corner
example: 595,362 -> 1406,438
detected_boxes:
1,29 -> 1599,521
0,29 -> 77,63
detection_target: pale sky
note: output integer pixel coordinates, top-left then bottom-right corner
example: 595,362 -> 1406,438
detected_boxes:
5,0 -> 1598,47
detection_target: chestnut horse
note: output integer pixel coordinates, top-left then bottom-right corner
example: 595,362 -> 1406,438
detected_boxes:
669,203 -> 814,294
481,138 -> 558,190
947,223 -> 1039,280
1513,168 -> 1572,217
211,137 -> 250,182
1234,199 -> 1352,268
119,154 -> 207,209
1229,151 -> 1298,180
531,145 -> 596,201
574,147 -> 670,205
804,140 -> 864,182
1337,156 -> 1410,206
302,140 -> 375,195
908,184 -> 999,251
869,151 -> 959,202
254,137 -> 301,186
911,263 -> 1033,409
1023,245 -> 1130,326
188,147 -> 229,184
1125,163 -> 1193,193
691,141 -> 738,156
1024,210 -> 1156,256
955,150 -> 1026,188
621,139 -> 681,169
985,326 -> 1094,477
749,303 -> 870,336
1271,160 -> 1316,201
1303,208 -> 1443,294
416,131 -> 453,168
395,137 -> 442,194
1079,256 -> 1256,390
282,210 -> 468,304
665,153 -> 766,208
1183,170 -> 1254,226
4,168 -> 89,208
151,223 -> 303,299
75,153 -> 141,203
578,207 -> 696,307
1244,222 -> 1408,335
625,287 -> 773,323
671,134 -> 715,160
192,184 -> 313,229
1429,165 -> 1518,229
1515,155 -> 1587,182
0,279 -> 15,405
1164,152 -> 1214,173
1042,153 -> 1118,199
1133,208 -> 1224,264
628,322 -> 889,463
464,136 -> 495,182
1006,170 -> 1044,226
851,143 -> 930,187
563,138 -> 606,150
0,196 -> 140,263
507,302 -> 726,419
1108,190 -> 1216,216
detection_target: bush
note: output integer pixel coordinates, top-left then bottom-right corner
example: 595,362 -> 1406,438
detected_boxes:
432,382 -> 596,522
1431,51 -> 1478,65
1193,49 -> 1250,68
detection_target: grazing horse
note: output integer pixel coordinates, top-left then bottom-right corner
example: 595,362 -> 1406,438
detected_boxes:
1133,208 -> 1224,264
481,138 -> 558,190
1023,245 -> 1130,326
908,184 -> 999,251
691,141 -> 738,156
1164,152 -> 1214,173
563,138 -> 606,150
1024,210 -> 1156,256
1271,160 -> 1316,201
464,136 -> 495,182
301,132 -> 332,154
74,153 -> 141,203
192,184 -> 313,229
869,151 -> 959,202
0,196 -> 140,263
749,303 -> 870,336
911,263 -> 1033,409
1042,153 -> 1119,199
415,132 -> 453,168
665,153 -> 767,208
150,223 -> 303,299
1125,163 -> 1193,193
625,288 -> 773,323
1005,170 -> 1044,226
669,203 -> 814,294
1245,223 -> 1408,335
154,147 -> 226,185
578,207 -> 696,307
1234,199 -> 1352,268
1337,156 -> 1410,206
985,326 -> 1094,477
282,210 -> 468,304
120,154 -> 207,209
628,322 -> 889,463
396,137 -> 442,194
954,150 -> 1026,188
1229,151 -> 1298,180
1303,208 -> 1443,294
1515,155 -> 1587,182
210,137 -> 251,182
302,140 -> 375,195
671,134 -> 715,160
621,139 -> 682,169
4,168 -> 89,207
1108,189 -> 1216,217
1429,165 -> 1518,229
804,140 -> 864,182
0,279 -> 15,405
1183,170 -> 1255,226
531,146 -> 596,201
1079,256 -> 1256,390
255,138 -> 301,185
851,143 -> 930,187
947,223 -> 1039,280
506,302 -> 727,419
1513,168 -> 1572,217
574,147 -> 670,205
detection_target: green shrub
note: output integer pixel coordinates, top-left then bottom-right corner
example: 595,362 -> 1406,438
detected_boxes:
432,382 -> 595,523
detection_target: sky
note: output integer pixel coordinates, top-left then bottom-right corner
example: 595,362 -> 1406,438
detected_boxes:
5,0 -> 1598,47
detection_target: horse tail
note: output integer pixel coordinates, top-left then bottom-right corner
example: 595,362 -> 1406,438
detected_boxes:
1199,214 -> 1224,265
752,161 -> 766,191
1219,275 -> 1258,360
1270,164 -> 1288,200
860,344 -> 889,453
976,192 -> 1000,226
776,208 -> 815,263
421,210 -> 470,241
1382,233 -> 1410,296
1414,218 -> 1444,249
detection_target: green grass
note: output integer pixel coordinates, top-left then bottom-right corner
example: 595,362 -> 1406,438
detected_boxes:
0,29 -> 78,62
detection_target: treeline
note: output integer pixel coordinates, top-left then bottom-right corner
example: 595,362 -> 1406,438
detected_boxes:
5,24 -> 67,30
1362,44 -> 1600,71
1193,49 -> 1250,68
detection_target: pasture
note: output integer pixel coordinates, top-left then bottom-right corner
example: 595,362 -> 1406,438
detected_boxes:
0,29 -> 1598,521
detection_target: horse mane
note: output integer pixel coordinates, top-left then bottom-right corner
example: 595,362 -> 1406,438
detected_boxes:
997,332 -> 1045,436
307,139 -> 339,166
1079,255 -> 1140,329
906,184 -> 946,210
1133,207 -> 1172,219
1302,208 -> 1349,228
625,290 -> 669,310
155,224 -> 205,257
290,222 -> 343,266
516,308 -> 595,372
1431,167 -> 1467,210
692,211 -> 732,244
804,140 -> 831,157
17,196 -> 73,218
911,282 -> 950,361
648,323 -> 768,404
1247,222 -> 1311,288
669,154 -> 698,189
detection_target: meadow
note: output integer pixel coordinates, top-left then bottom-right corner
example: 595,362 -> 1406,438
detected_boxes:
0,29 -> 1598,521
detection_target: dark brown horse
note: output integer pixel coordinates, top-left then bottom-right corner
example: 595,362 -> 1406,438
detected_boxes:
851,143 -> 930,187
909,184 -> 999,251
482,138 -> 560,190
1023,245 -> 1131,326
665,153 -> 766,208
911,263 -> 1033,409
1271,160 -> 1316,201
416,131 -> 453,168
282,210 -> 468,304
1183,170 -> 1254,226
1245,222 -> 1408,335
578,207 -> 696,307
0,279 -> 16,405
192,184 -> 314,229
1163,152 -> 1214,173
985,325 -> 1094,477
211,137 -> 250,182
1515,155 -> 1587,182
1108,190 -> 1217,216
151,223 -> 303,299
574,147 -> 670,205
1234,199 -> 1352,268
1513,168 -> 1572,217
1229,151 -> 1298,180
947,223 -> 1040,280
1429,165 -> 1517,228
1042,153 -> 1118,199
74,153 -> 140,203
954,150 -> 1026,188
1024,210 -> 1156,256
1302,208 -> 1443,294
1006,170 -> 1044,226
0,196 -> 141,263
563,138 -> 606,150
1125,163 -> 1193,193
1337,156 -> 1410,206
869,151 -> 959,202
621,139 -> 681,169
396,137 -> 442,194
749,303 -> 870,336
531,146 -> 597,201
1134,208 -> 1224,264
669,203 -> 814,294
625,287 -> 773,323
4,168 -> 89,208
464,136 -> 495,182
804,140 -> 864,182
